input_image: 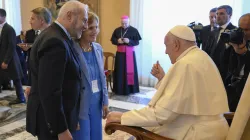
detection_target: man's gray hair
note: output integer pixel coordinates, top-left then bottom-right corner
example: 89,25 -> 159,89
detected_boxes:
58,0 -> 88,18
32,7 -> 52,24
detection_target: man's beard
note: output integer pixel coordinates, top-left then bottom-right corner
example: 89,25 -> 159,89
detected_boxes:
71,19 -> 79,38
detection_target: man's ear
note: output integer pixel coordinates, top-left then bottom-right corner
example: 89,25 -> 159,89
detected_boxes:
40,19 -> 45,25
174,39 -> 181,51
66,11 -> 73,21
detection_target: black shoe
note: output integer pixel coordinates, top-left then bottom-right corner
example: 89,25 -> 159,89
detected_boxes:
9,99 -> 25,105
2,86 -> 15,91
2,87 -> 14,91
8,87 -> 15,91
1,86 -> 8,90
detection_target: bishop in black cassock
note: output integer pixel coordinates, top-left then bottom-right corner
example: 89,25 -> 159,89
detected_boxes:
111,15 -> 141,95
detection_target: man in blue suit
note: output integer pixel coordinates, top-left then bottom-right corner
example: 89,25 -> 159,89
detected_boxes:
16,31 -> 28,85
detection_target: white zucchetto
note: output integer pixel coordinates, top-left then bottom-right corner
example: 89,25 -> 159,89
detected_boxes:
169,25 -> 196,42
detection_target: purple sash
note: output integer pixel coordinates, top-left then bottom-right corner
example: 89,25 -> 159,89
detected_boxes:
117,45 -> 135,85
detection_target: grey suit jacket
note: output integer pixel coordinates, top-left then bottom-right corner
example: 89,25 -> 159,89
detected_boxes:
73,41 -> 109,119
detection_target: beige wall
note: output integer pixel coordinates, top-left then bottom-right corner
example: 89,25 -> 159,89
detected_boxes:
100,0 -> 130,53
21,0 -> 43,30
20,0 -> 130,53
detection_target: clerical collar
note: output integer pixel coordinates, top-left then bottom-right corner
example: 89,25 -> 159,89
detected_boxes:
122,26 -> 130,30
176,46 -> 196,61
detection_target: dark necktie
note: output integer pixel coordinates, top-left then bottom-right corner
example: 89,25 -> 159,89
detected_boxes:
211,26 -> 218,31
217,27 -> 223,43
218,27 -> 223,32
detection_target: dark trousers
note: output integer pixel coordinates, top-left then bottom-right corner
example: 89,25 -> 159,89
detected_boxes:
0,70 -> 9,88
1,77 -> 10,89
0,73 -> 25,101
13,79 -> 25,101
20,59 -> 28,85
0,71 -> 8,91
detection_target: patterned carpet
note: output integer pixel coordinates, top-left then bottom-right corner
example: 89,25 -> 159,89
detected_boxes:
0,87 -> 155,140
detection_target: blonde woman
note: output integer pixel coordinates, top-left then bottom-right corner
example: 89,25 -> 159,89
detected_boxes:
72,12 -> 109,140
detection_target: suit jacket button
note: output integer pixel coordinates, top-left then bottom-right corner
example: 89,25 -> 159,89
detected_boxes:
47,123 -> 51,128
50,130 -> 53,134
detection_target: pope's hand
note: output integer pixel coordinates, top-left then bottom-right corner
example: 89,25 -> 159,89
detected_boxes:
151,61 -> 165,81
106,112 -> 123,124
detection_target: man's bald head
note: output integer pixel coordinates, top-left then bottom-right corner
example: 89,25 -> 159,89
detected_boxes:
164,25 -> 196,64
58,1 -> 88,19
239,13 -> 250,21
57,1 -> 88,39
239,13 -> 250,40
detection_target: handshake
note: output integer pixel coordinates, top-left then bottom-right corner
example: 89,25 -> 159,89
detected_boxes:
118,38 -> 129,44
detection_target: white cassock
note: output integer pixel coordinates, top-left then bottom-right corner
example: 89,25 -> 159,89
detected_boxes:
121,46 -> 230,140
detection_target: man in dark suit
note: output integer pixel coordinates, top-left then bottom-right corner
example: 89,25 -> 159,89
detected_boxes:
0,9 -> 25,104
26,1 -> 88,140
18,7 -> 52,100
203,5 -> 236,83
225,13 -> 250,112
201,7 -> 218,50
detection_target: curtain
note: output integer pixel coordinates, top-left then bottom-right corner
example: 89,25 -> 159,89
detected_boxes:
130,0 -> 157,87
0,0 -> 22,35
130,0 -> 243,87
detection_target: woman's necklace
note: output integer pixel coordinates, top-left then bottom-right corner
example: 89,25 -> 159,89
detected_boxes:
81,43 -> 92,52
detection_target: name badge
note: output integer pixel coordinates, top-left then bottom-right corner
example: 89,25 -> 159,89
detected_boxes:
92,80 -> 100,93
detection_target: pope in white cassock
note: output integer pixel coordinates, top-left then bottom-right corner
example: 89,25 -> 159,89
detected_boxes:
106,25 -> 230,140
